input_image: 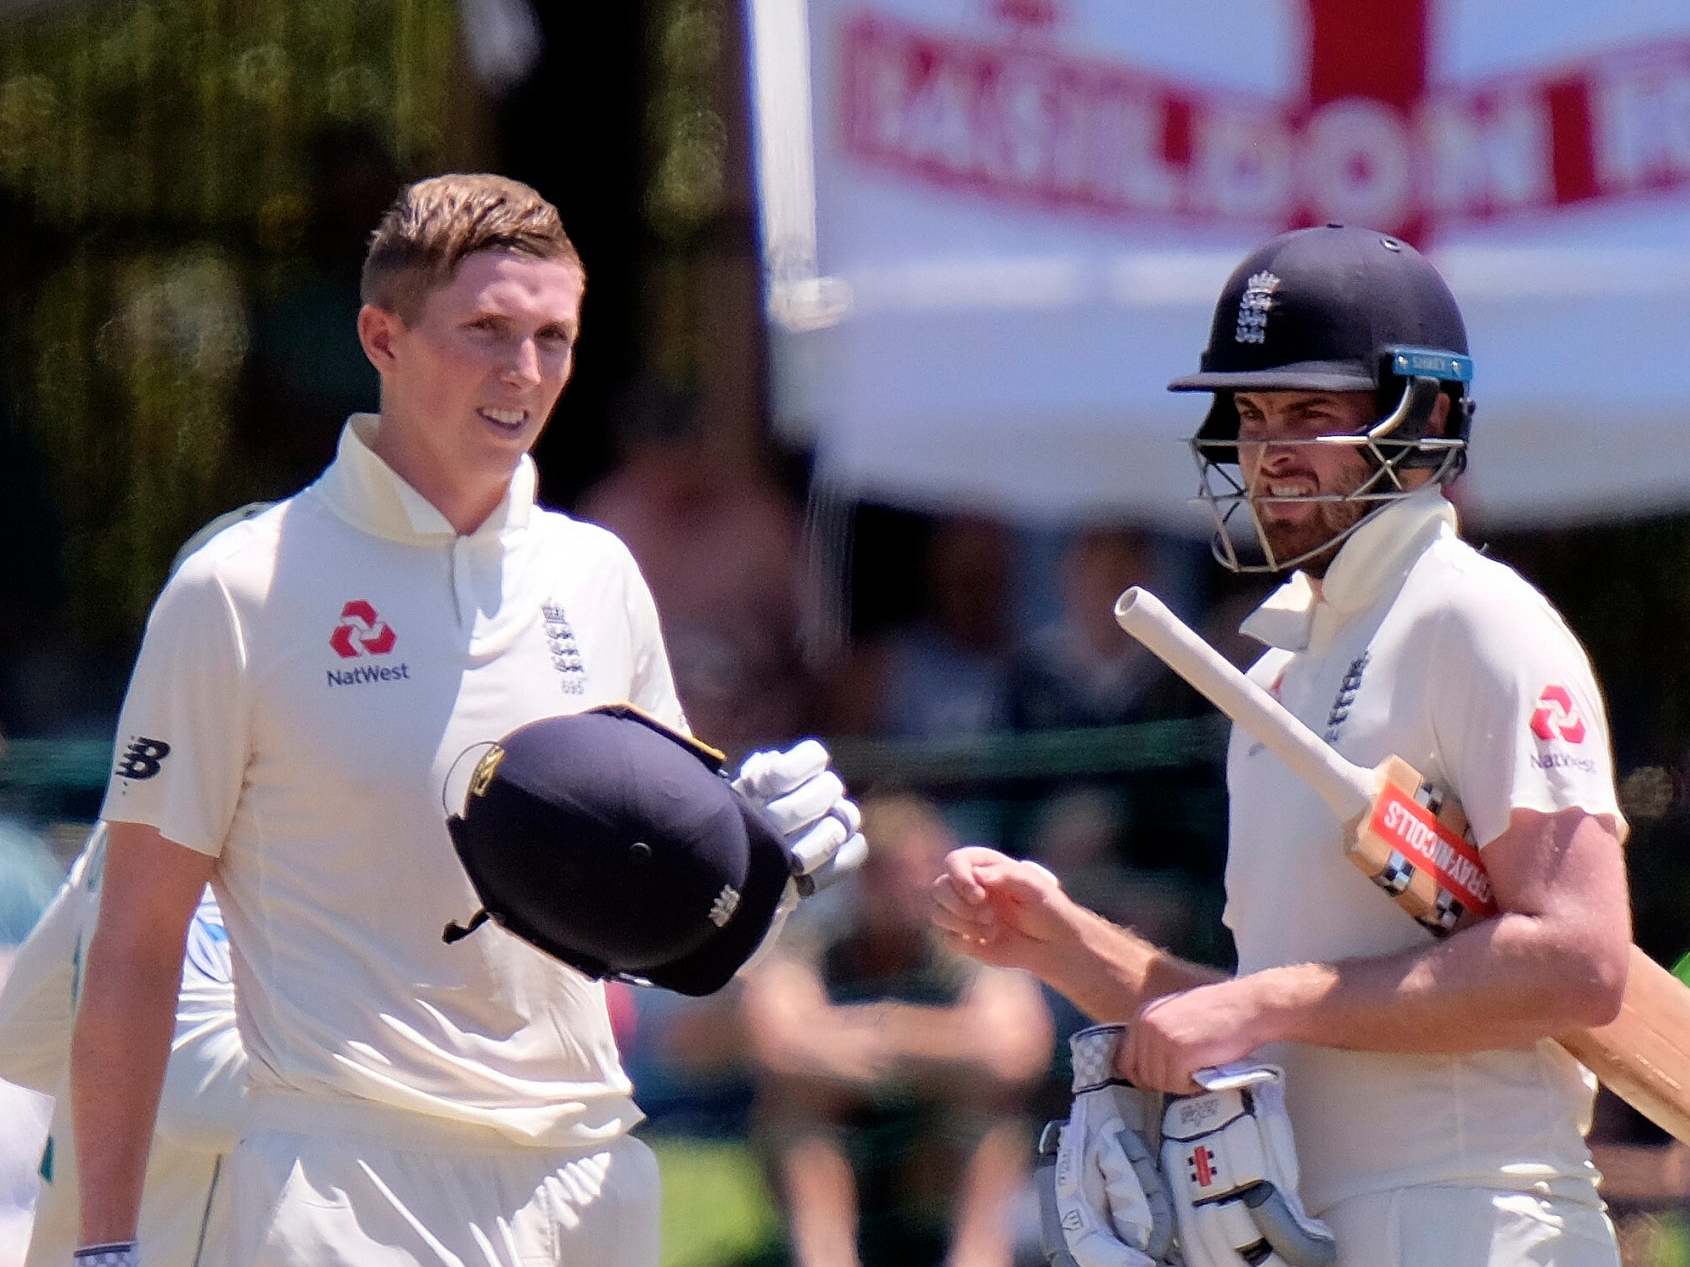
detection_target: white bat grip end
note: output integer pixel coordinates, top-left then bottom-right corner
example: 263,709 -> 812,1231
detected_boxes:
1114,587 -> 1373,822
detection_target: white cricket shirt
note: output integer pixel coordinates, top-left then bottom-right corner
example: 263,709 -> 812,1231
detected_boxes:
101,415 -> 685,1146
1223,487 -> 1625,1214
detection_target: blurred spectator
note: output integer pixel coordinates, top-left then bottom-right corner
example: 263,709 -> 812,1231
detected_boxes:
738,794 -> 1051,1266
0,820 -> 63,1267
579,379 -> 818,755
829,515 -> 1015,740
1005,524 -> 1195,731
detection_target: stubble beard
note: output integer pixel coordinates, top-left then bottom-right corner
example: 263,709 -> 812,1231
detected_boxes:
1258,495 -> 1370,577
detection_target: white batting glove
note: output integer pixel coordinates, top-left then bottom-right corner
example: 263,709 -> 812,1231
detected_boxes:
1160,1064 -> 1335,1267
1038,1025 -> 1178,1267
733,740 -> 868,896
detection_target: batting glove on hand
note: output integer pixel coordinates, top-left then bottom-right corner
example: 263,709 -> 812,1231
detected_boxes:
733,740 -> 867,896
1038,1024 -> 1179,1267
1160,1064 -> 1335,1267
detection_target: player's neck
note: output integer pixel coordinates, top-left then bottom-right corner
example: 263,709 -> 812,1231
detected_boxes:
368,424 -> 510,536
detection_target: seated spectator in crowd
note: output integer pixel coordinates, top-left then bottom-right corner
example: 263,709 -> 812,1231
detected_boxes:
830,516 -> 1015,740
739,794 -> 1051,1267
1006,524 -> 1198,731
1001,527 -> 1229,964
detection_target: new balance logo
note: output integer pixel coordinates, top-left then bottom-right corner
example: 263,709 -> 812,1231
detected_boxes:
114,737 -> 171,780
330,600 -> 397,659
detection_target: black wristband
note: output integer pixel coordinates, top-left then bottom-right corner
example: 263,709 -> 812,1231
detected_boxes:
73,1243 -> 138,1267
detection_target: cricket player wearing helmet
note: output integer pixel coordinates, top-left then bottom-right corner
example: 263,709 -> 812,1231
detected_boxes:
72,174 -> 862,1267
934,225 -> 1630,1266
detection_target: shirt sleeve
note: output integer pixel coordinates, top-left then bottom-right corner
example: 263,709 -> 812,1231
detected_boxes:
98,557 -> 251,856
1429,580 -> 1625,849
620,549 -> 688,735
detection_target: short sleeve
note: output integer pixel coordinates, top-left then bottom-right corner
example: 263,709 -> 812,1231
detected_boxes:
620,552 -> 687,735
1430,582 -> 1624,848
99,559 -> 250,856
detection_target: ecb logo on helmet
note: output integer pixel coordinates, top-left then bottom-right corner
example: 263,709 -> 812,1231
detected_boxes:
1235,271 -> 1280,344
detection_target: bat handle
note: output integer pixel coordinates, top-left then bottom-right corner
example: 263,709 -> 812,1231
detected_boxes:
1114,587 -> 1373,823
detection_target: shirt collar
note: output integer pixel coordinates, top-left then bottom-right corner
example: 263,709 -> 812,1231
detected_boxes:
1239,486 -> 1459,652
312,414 -> 537,542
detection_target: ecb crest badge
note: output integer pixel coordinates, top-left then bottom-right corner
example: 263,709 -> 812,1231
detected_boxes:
1235,271 -> 1280,345
542,603 -> 587,696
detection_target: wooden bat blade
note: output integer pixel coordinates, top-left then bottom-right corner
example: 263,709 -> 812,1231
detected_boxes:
1561,952 -> 1690,1145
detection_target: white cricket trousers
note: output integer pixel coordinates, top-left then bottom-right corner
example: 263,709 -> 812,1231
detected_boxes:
1322,1183 -> 1619,1267
227,1095 -> 660,1266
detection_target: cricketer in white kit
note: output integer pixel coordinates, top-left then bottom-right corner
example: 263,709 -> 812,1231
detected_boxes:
72,174 -> 862,1267
933,225 -> 1630,1267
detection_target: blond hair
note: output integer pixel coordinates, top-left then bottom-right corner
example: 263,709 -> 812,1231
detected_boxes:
360,173 -> 583,322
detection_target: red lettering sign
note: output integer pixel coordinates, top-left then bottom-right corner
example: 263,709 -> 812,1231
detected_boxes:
841,4 -> 1690,239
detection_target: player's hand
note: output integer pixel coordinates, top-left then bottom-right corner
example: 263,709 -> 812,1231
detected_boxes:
1119,977 -> 1272,1093
931,846 -> 1075,974
733,739 -> 868,895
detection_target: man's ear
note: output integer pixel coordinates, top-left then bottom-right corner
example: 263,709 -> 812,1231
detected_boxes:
1427,390 -> 1453,437
357,304 -> 403,374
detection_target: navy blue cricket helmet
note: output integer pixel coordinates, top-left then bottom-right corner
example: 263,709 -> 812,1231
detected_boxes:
443,705 -> 797,996
1169,224 -> 1475,572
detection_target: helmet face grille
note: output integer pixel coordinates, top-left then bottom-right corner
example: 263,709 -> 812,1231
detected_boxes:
1188,380 -> 1469,574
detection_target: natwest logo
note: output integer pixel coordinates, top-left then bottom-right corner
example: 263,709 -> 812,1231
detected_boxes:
330,600 -> 397,659
1530,684 -> 1587,744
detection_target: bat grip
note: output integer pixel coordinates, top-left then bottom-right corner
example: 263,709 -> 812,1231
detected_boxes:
1113,587 -> 1373,823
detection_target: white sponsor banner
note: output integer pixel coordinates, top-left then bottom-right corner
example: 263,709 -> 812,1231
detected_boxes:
752,0 -> 1690,527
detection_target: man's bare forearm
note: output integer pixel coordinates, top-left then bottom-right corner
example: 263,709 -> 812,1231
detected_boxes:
1035,903 -> 1223,1022
71,931 -> 185,1242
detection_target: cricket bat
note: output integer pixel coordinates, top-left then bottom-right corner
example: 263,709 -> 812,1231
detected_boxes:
1113,585 -> 1690,1145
